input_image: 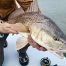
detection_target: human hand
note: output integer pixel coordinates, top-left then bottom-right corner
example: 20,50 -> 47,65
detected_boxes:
12,23 -> 29,32
28,35 -> 47,51
0,22 -> 18,34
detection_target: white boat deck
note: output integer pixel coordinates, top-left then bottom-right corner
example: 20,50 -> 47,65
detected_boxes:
3,34 -> 66,66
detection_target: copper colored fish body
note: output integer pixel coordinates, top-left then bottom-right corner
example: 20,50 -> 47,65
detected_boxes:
8,12 -> 66,58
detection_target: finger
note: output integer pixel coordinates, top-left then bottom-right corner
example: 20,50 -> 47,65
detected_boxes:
31,41 -> 40,49
33,43 -> 47,51
34,44 -> 43,51
29,41 -> 36,48
8,29 -> 18,34
39,47 -> 47,51
8,27 -> 19,34
2,23 -> 11,27
2,27 -> 18,34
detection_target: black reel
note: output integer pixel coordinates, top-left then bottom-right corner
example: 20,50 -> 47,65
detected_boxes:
40,57 -> 51,66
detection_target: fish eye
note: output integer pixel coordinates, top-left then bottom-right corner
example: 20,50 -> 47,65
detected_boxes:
53,36 -> 59,41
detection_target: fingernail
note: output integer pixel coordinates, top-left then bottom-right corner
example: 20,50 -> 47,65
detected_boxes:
40,47 -> 45,51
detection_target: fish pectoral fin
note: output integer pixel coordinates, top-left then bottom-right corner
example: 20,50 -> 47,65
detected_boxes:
55,51 -> 64,59
49,50 -> 64,59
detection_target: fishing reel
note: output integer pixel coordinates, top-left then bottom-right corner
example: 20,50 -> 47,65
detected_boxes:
40,57 -> 58,66
40,57 -> 51,66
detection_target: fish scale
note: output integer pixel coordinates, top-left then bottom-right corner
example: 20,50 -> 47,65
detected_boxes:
7,12 -> 66,58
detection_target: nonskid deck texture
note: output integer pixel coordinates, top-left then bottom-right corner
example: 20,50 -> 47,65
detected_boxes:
3,34 -> 66,66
